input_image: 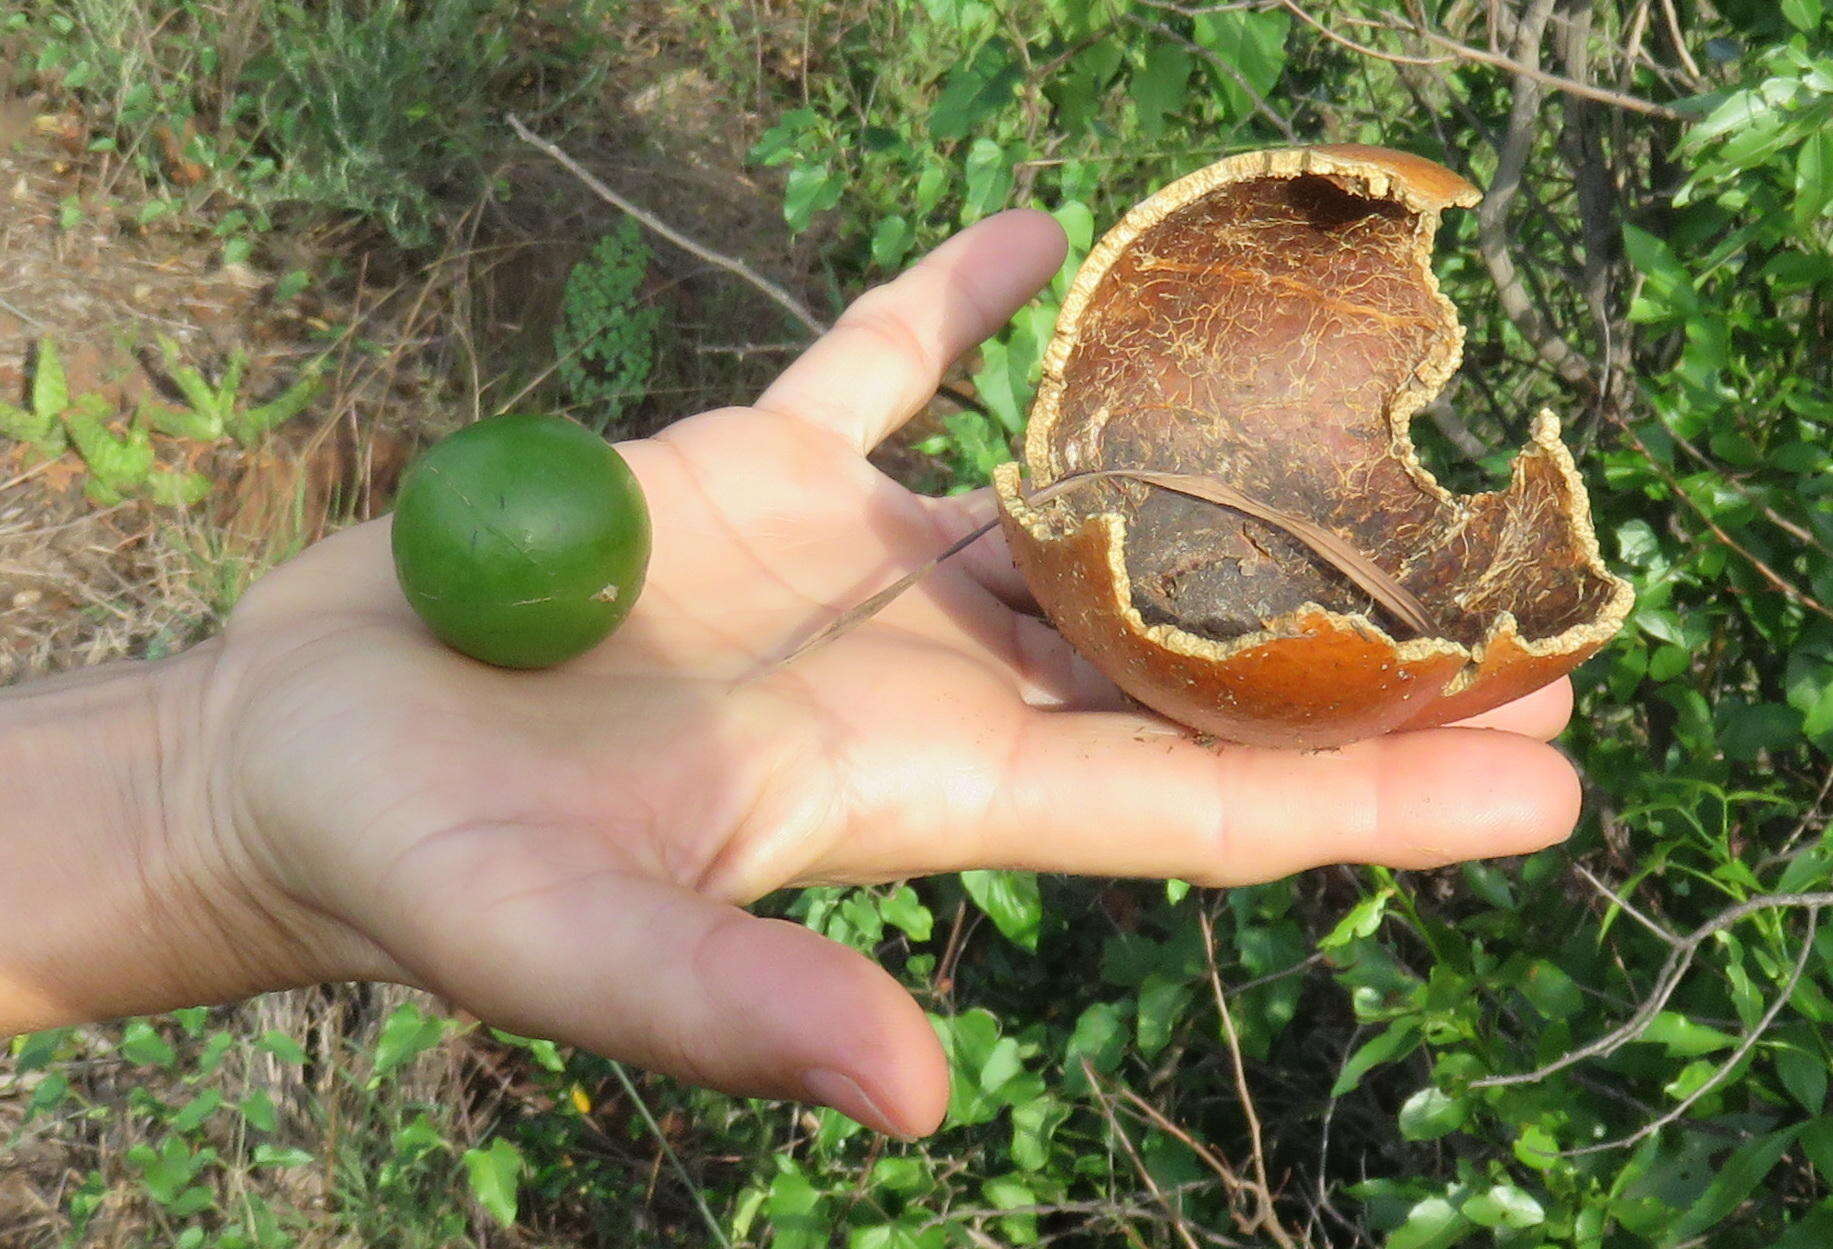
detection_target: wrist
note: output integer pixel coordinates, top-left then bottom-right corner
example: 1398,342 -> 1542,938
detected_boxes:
0,643 -> 357,1034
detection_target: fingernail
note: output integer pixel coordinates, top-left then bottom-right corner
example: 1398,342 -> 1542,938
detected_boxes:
801,1067 -> 912,1140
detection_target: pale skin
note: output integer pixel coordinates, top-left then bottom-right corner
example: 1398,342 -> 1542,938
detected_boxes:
0,210 -> 1579,1138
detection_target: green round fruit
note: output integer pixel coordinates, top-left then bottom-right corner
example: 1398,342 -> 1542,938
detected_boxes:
390,413 -> 651,668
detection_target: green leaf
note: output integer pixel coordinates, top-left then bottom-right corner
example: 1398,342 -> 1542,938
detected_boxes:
25,1071 -> 69,1120
1387,1194 -> 1475,1249
129,1136 -> 215,1204
880,884 -> 933,942
1782,0 -> 1823,32
32,338 -> 68,418
934,1008 -> 1010,1124
1669,1125 -> 1804,1241
913,162 -> 948,215
1648,643 -> 1692,682
1799,1115 -> 1833,1179
871,215 -> 914,271
1796,127 -> 1833,235
1775,1201 -> 1833,1249
461,1138 -> 523,1228
1191,10 -> 1290,121
258,1031 -> 306,1064
234,367 -> 323,446
848,1222 -> 944,1249
0,398 -> 61,447
929,40 -> 1020,141
1623,224 -> 1700,320
1460,1184 -> 1544,1229
1321,886 -> 1394,949
1136,973 -> 1193,1058
871,1155 -> 930,1196
193,1031 -> 233,1079
749,107 -> 817,167
783,162 -> 844,233
981,1173 -> 1039,1244
1051,199 -> 1094,253
961,137 -> 1014,222
1397,1086 -> 1469,1141
167,1186 -> 215,1218
63,398 -> 154,491
765,1162 -> 828,1249
960,869 -> 1041,949
170,1088 -> 222,1133
251,1145 -> 314,1168
13,1028 -> 72,1072
1131,39 -> 1191,139
1010,1092 -> 1070,1171
149,469 -> 213,508
1719,700 -> 1803,760
1518,959 -> 1585,1020
239,1089 -> 278,1134
1064,1001 -> 1128,1090
120,1019 -> 177,1068
1331,1018 -> 1420,1096
1777,1043 -> 1828,1111
1460,860 -> 1515,910
371,1002 -> 449,1084
1639,1011 -> 1737,1057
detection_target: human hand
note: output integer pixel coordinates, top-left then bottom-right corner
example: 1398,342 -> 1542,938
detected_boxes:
152,210 -> 1580,1137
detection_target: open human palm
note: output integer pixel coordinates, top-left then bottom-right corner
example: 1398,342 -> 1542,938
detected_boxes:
195,210 -> 1578,1137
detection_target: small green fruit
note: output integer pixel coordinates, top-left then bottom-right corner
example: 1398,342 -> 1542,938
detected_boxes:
391,413 -> 651,668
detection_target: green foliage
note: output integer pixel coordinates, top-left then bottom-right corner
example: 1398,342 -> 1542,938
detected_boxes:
11,0 -> 612,249
554,218 -> 663,434
460,1137 -> 525,1228
0,334 -> 320,506
251,0 -> 519,248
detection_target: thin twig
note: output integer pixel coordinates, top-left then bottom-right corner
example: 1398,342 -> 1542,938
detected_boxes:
1573,861 -> 1681,946
1411,24 -> 1688,118
0,293 -> 48,332
1659,0 -> 1705,84
1608,412 -> 1833,624
1200,907 -> 1303,1249
607,1062 -> 733,1249
1278,0 -> 1453,66
1082,1060 -> 1210,1249
1109,1085 -> 1249,1216
1558,908 -> 1820,1157
507,113 -> 827,337
1474,890 -> 1833,1090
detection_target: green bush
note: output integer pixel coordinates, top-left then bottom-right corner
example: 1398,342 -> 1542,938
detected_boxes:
9,0 -> 612,249
554,218 -> 663,435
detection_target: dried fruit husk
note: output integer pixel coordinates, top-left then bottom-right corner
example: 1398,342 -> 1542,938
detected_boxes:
994,144 -> 1633,749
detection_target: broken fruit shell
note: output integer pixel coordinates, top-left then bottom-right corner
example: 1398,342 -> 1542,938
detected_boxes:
993,144 -> 1633,749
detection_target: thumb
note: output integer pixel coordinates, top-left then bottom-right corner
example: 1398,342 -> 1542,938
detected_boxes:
372,825 -> 948,1138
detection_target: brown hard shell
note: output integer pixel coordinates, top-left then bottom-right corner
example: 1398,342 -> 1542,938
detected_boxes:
993,144 -> 1632,749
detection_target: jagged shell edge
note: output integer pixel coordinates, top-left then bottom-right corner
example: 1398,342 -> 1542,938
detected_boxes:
995,415 -> 1633,676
